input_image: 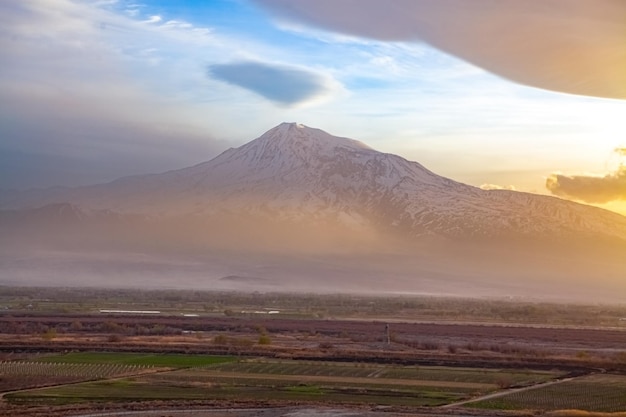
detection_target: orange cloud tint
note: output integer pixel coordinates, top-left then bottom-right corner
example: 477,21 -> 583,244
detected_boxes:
546,166 -> 626,204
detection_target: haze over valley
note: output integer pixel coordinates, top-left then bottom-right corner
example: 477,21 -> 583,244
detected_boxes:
2,123 -> 624,302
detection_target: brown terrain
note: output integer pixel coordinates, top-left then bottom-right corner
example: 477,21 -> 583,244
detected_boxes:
1,314 -> 624,371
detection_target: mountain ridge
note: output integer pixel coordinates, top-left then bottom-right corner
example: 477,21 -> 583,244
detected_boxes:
1,122 -> 626,242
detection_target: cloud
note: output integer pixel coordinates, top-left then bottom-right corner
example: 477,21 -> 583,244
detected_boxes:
0,0 -> 228,188
546,165 -> 626,204
480,184 -> 516,191
255,0 -> 626,99
143,15 -> 162,24
208,61 -> 337,106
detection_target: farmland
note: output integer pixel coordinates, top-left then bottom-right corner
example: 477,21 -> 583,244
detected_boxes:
4,355 -> 562,408
34,352 -> 236,367
470,373 -> 626,412
0,287 -> 625,416
203,359 -> 558,386
0,359 -> 160,392
0,353 -> 235,393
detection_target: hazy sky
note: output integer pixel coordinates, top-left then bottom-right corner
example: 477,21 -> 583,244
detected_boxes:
2,0 -> 625,214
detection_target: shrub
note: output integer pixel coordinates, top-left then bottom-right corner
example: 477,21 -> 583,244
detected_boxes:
576,350 -> 590,359
107,334 -> 123,343
258,334 -> 272,345
42,328 -> 57,340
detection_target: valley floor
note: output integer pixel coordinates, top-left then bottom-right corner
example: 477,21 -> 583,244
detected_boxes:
0,288 -> 625,416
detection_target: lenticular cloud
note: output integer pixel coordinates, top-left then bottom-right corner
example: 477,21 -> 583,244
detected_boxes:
209,61 -> 336,106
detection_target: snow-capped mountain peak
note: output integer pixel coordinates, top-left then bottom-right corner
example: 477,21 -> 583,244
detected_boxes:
208,122 -> 374,173
258,122 -> 373,153
2,123 -> 626,243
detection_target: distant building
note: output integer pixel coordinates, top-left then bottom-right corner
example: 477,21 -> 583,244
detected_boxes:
99,309 -> 160,314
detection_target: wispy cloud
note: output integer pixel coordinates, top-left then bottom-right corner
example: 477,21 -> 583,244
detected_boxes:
143,15 -> 162,24
255,0 -> 626,99
208,61 -> 338,106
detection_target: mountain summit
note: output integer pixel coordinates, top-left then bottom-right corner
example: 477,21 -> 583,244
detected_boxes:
3,122 -> 624,241
1,123 -> 625,300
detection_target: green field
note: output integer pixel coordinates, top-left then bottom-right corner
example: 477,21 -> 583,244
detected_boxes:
207,359 -> 558,386
6,354 -> 565,408
36,352 -> 236,368
0,353 -> 235,393
6,375 -> 466,407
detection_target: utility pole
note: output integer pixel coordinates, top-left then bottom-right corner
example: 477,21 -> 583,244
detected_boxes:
385,323 -> 390,345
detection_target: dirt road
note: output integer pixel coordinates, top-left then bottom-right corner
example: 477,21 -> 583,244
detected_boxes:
439,376 -> 577,408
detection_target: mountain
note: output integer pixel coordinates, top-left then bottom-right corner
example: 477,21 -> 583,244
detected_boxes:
1,123 -> 625,301
3,122 -> 626,241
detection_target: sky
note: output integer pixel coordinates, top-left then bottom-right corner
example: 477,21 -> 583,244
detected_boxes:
1,0 -> 625,215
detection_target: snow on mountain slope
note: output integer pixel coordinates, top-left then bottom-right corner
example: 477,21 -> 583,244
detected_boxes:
2,122 -> 626,242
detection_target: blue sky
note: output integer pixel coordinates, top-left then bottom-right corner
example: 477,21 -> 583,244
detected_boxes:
1,0 -> 625,214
